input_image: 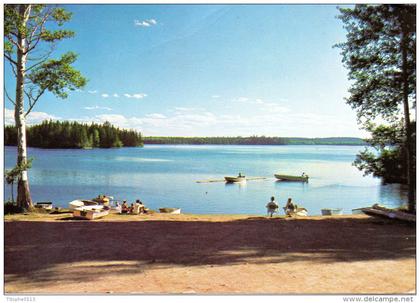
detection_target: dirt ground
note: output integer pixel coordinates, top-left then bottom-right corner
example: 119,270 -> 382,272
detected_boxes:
4,213 -> 416,294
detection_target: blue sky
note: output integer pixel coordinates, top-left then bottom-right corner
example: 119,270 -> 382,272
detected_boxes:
4,4 -> 366,137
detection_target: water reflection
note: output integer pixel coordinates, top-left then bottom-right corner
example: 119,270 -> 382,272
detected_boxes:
378,183 -> 408,208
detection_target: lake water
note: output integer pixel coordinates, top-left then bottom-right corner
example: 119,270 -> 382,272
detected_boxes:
4,145 -> 408,215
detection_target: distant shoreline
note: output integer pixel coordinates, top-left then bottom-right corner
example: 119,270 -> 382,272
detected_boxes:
142,136 -> 367,146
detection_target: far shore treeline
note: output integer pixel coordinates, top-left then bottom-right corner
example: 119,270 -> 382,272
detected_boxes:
4,120 -> 366,148
5,120 -> 143,149
139,136 -> 366,145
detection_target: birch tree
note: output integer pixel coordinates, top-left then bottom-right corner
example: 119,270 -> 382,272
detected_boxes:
4,4 -> 86,210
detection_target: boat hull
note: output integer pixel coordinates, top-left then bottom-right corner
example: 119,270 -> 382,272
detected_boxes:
69,199 -> 100,210
274,174 -> 309,182
224,176 -> 246,183
321,208 -> 343,216
73,209 -> 109,220
159,208 -> 181,214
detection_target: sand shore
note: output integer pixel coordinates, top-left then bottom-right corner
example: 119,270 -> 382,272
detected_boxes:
4,213 -> 416,294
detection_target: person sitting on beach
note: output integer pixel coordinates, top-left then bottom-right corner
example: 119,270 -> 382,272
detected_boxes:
266,196 -> 279,217
285,198 -> 297,215
132,200 -> 143,215
115,202 -> 122,214
135,199 -> 146,214
129,203 -> 135,214
121,200 -> 129,214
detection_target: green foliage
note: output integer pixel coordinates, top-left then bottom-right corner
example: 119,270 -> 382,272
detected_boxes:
335,4 -> 416,124
5,120 -> 143,149
5,158 -> 34,184
353,121 -> 415,184
4,201 -> 24,214
28,52 -> 87,99
336,4 -> 416,209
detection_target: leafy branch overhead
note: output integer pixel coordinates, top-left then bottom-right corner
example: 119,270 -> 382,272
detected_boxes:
4,4 -> 87,115
335,4 -> 416,125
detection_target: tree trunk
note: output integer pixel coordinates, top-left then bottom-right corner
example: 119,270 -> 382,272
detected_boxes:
401,27 -> 415,214
15,4 -> 33,210
11,182 -> 14,203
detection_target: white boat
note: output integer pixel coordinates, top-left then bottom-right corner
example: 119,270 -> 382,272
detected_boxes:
159,207 -> 181,214
284,207 -> 308,217
321,208 -> 343,216
69,199 -> 101,210
35,202 -> 53,210
73,207 -> 109,220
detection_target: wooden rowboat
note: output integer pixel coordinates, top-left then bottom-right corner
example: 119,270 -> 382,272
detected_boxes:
362,204 -> 415,223
274,174 -> 309,182
284,207 -> 308,217
321,208 -> 343,216
73,207 -> 109,220
35,202 -> 53,210
69,199 -> 102,210
159,207 -> 181,214
224,176 -> 246,183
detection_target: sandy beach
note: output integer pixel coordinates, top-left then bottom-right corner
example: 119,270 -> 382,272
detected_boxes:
4,213 -> 416,294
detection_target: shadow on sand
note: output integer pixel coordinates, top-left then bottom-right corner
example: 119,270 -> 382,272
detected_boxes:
5,216 -> 415,286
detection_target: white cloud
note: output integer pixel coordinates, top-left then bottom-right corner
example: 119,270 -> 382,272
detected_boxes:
101,93 -> 109,98
145,113 -> 166,119
84,106 -> 112,111
113,93 -> 119,98
5,108 -> 60,126
232,97 -> 290,113
123,93 -> 147,99
211,95 -> 220,99
134,19 -> 158,27
88,90 -> 97,94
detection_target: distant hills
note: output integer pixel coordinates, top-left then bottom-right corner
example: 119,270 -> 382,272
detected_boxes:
143,136 -> 366,146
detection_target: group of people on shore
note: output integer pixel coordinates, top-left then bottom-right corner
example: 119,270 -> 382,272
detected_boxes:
266,196 -> 299,217
115,199 -> 148,214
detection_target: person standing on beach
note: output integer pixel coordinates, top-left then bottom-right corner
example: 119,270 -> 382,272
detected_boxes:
266,196 -> 279,217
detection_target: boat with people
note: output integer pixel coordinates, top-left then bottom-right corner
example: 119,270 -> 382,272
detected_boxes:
225,173 -> 246,183
274,173 -> 309,182
224,176 -> 246,183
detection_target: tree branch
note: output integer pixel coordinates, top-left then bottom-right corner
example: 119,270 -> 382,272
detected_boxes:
25,87 -> 47,116
4,52 -> 18,66
4,87 -> 16,105
6,34 -> 23,52
8,60 -> 18,77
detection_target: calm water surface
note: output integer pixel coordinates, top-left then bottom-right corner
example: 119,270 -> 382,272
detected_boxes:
4,145 -> 407,215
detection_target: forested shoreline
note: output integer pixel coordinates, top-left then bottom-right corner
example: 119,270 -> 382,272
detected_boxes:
4,120 -> 143,149
4,120 -> 366,148
143,136 -> 366,145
